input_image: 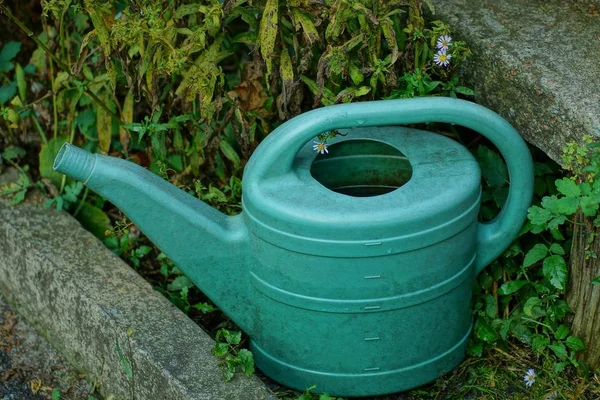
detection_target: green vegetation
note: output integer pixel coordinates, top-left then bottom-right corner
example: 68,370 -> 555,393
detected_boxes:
0,1 -> 599,399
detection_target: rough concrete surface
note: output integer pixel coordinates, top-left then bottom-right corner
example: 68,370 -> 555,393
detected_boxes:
0,294 -> 99,400
429,0 -> 600,163
0,167 -> 275,400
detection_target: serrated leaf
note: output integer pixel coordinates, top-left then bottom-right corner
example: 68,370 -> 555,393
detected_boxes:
531,334 -> 549,352
39,136 -> 69,188
498,280 -> 529,295
483,294 -> 497,318
555,178 -> 580,197
556,196 -> 579,215
223,329 -> 242,345
580,195 -> 599,217
212,342 -> 229,357
219,140 -> 240,167
542,255 -> 568,290
549,243 -> 565,255
167,276 -> 194,291
549,343 -> 567,359
467,341 -> 483,357
477,146 -> 508,187
566,336 -> 585,351
523,244 -> 548,268
193,302 -> 215,313
554,325 -> 569,340
475,320 -> 499,343
523,296 -> 540,316
237,349 -> 255,377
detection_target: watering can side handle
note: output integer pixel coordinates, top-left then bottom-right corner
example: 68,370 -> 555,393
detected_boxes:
245,97 -> 534,272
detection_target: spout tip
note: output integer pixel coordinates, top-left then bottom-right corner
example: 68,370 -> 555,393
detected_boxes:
53,143 -> 96,183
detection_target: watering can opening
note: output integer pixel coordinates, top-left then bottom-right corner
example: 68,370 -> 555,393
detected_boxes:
309,139 -> 413,197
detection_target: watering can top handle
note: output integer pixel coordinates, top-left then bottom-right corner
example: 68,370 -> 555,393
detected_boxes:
245,97 -> 534,272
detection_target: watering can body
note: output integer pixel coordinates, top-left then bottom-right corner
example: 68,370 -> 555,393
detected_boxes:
54,98 -> 533,397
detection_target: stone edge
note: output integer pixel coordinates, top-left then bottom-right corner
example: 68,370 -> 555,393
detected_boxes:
0,168 -> 275,400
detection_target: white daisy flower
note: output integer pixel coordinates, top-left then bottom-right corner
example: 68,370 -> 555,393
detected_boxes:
433,50 -> 452,67
524,368 -> 536,387
313,141 -> 329,155
436,35 -> 452,51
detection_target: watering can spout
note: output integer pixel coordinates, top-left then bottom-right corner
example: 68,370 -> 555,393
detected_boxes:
53,144 -> 255,334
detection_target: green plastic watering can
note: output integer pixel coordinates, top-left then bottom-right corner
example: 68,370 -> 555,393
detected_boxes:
54,97 -> 533,397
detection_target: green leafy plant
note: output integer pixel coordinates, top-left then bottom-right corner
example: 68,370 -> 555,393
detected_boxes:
211,328 -> 254,382
469,142 -> 586,372
280,385 -> 337,400
0,146 -> 38,204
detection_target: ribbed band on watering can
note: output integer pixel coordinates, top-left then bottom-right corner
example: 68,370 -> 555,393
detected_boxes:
243,98 -> 534,272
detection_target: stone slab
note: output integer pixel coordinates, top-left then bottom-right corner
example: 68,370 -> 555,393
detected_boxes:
0,168 -> 275,400
0,294 -> 100,400
429,0 -> 600,163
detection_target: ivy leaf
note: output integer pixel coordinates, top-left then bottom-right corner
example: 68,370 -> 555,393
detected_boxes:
592,276 -> 600,284
542,255 -> 568,290
498,280 -> 529,295
523,244 -> 548,268
555,178 -> 580,197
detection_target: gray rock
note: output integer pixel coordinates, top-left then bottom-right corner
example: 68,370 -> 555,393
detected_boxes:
0,168 -> 275,400
429,0 -> 600,163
